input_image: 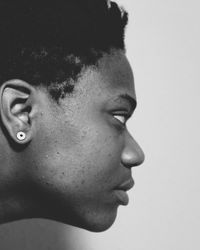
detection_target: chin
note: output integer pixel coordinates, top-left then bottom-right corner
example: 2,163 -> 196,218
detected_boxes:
82,219 -> 116,232
48,206 -> 118,232
69,208 -> 118,232
38,195 -> 119,232
68,216 -> 117,232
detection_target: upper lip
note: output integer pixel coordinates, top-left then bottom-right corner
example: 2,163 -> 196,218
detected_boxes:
116,178 -> 134,191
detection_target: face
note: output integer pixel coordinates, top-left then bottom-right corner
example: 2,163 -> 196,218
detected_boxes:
25,50 -> 145,232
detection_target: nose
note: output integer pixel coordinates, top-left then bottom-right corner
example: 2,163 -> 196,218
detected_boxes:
121,132 -> 145,168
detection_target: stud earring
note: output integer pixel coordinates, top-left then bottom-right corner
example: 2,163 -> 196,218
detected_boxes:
17,131 -> 26,141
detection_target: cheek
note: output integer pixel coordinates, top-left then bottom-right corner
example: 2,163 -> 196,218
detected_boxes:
27,120 -> 79,187
64,126 -> 123,190
29,116 -> 124,196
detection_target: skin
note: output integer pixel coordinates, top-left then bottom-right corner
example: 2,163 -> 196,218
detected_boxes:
0,49 -> 144,232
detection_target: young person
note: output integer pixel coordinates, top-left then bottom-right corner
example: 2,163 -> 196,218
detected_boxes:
0,0 -> 145,232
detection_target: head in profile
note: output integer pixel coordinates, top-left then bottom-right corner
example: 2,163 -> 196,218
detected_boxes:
0,0 -> 145,232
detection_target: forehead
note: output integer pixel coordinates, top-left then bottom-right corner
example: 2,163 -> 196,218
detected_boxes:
96,50 -> 135,97
75,50 -> 136,102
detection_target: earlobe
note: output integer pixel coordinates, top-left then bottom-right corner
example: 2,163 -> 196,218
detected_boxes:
0,79 -> 37,144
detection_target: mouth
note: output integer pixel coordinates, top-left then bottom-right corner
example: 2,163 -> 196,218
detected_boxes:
114,178 -> 134,206
117,178 -> 134,191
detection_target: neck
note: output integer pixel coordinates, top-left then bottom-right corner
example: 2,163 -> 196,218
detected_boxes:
0,189 -> 45,224
0,195 -> 25,224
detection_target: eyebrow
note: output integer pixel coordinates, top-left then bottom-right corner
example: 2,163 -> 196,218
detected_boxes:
118,94 -> 137,113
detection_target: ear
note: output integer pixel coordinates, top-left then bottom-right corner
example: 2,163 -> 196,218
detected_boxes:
0,79 -> 39,144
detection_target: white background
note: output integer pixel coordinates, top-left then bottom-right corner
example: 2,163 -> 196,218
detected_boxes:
0,0 -> 199,249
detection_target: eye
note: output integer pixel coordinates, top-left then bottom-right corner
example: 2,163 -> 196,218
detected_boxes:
113,114 -> 127,126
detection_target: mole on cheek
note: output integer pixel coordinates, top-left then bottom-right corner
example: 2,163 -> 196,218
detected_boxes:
59,172 -> 66,180
81,179 -> 85,185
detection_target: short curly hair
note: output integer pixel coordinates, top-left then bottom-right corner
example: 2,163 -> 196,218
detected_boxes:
0,0 -> 128,100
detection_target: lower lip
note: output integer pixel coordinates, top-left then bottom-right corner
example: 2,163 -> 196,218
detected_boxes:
115,190 -> 129,205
